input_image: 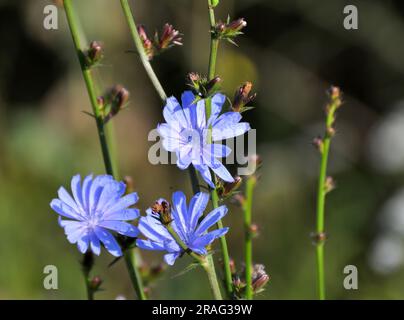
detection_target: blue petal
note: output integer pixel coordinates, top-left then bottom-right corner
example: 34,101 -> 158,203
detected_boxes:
98,221 -> 139,237
207,144 -> 232,158
103,208 -> 140,221
89,175 -> 113,214
71,174 -> 85,212
77,232 -> 90,254
171,191 -> 189,237
138,215 -> 172,243
104,193 -> 139,217
158,123 -> 181,138
94,227 -> 122,257
195,205 -> 228,236
206,156 -> 234,183
90,232 -> 101,256
189,228 -> 229,255
58,186 -> 81,214
96,180 -> 126,212
207,93 -> 225,126
136,239 -> 165,251
81,174 -> 93,213
194,164 -> 214,188
193,99 -> 206,129
164,252 -> 180,265
163,96 -> 188,128
50,199 -> 84,221
212,122 -> 250,141
188,192 -> 210,231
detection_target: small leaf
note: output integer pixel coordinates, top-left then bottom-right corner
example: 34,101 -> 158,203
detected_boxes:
171,262 -> 200,279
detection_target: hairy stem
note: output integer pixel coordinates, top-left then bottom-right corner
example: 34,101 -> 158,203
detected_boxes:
243,176 -> 256,299
206,1 -> 233,299
63,0 -> 145,300
120,0 -> 167,101
166,224 -> 222,300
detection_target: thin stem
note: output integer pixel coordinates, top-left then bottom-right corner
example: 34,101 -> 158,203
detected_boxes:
120,0 -> 167,102
315,88 -> 341,300
205,1 -> 233,299
64,0 -> 146,300
243,176 -> 256,300
124,249 -> 147,300
315,136 -> 330,301
166,224 -> 222,300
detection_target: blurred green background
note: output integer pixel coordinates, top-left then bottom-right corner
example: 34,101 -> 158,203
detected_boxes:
1,0 -> 404,299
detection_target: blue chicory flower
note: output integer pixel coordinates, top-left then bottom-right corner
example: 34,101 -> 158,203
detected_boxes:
157,91 -> 250,188
136,191 -> 229,265
50,174 -> 140,257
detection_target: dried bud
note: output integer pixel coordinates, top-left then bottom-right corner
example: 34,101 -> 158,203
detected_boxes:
218,176 -> 242,198
137,25 -> 154,60
151,199 -> 172,225
123,176 -> 134,193
229,258 -> 237,275
156,23 -> 183,51
312,136 -> 324,153
233,82 -> 256,112
205,76 -> 222,93
89,276 -> 103,291
85,41 -> 103,67
150,263 -> 166,277
231,193 -> 246,207
251,264 -> 269,293
102,85 -> 129,123
250,223 -> 259,238
311,231 -> 327,245
213,17 -> 247,44
325,176 -> 335,193
326,126 -> 336,137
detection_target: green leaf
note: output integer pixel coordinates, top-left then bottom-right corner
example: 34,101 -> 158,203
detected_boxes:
171,262 -> 200,278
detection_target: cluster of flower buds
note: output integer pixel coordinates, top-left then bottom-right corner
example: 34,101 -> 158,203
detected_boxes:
84,41 -> 103,68
213,17 -> 247,44
217,176 -> 242,199
325,86 -> 342,138
232,82 -> 256,113
151,199 -> 172,225
187,72 -> 221,98
99,85 -> 129,124
137,23 -> 182,60
232,263 -> 270,299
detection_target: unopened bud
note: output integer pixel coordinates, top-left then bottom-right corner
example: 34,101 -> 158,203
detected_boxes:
325,176 -> 335,193
205,76 -> 222,93
233,82 -> 256,112
218,176 -> 242,198
229,258 -> 236,275
228,18 -> 247,32
312,136 -> 324,153
250,223 -> 259,238
232,193 -> 246,207
252,265 -> 269,293
311,231 -> 327,245
326,127 -> 336,137
110,85 -> 129,115
137,25 -> 154,60
213,17 -> 247,43
87,41 -> 103,65
124,176 -> 134,193
89,276 -> 103,291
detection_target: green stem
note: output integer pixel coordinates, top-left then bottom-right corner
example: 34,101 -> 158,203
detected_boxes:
243,176 -> 256,300
64,0 -> 145,300
315,136 -> 330,301
205,1 -> 233,299
166,224 -> 222,300
315,90 -> 340,300
120,0 -> 167,102
124,249 -> 147,300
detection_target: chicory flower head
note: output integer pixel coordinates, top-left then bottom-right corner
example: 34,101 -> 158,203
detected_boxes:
50,174 -> 140,257
157,91 -> 250,188
136,191 -> 229,265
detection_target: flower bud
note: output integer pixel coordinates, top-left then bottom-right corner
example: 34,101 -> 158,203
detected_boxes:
218,176 -> 242,198
229,258 -> 237,275
186,72 -> 221,98
89,276 -> 103,291
151,199 -> 172,225
123,176 -> 134,194
88,41 -> 103,63
156,23 -> 183,51
233,82 -> 256,112
312,136 -> 324,153
250,223 -> 259,238
137,25 -> 154,60
251,264 -> 269,293
213,17 -> 247,43
110,85 -> 129,114
325,176 -> 335,193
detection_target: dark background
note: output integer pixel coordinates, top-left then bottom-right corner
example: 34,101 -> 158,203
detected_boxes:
0,0 -> 404,299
